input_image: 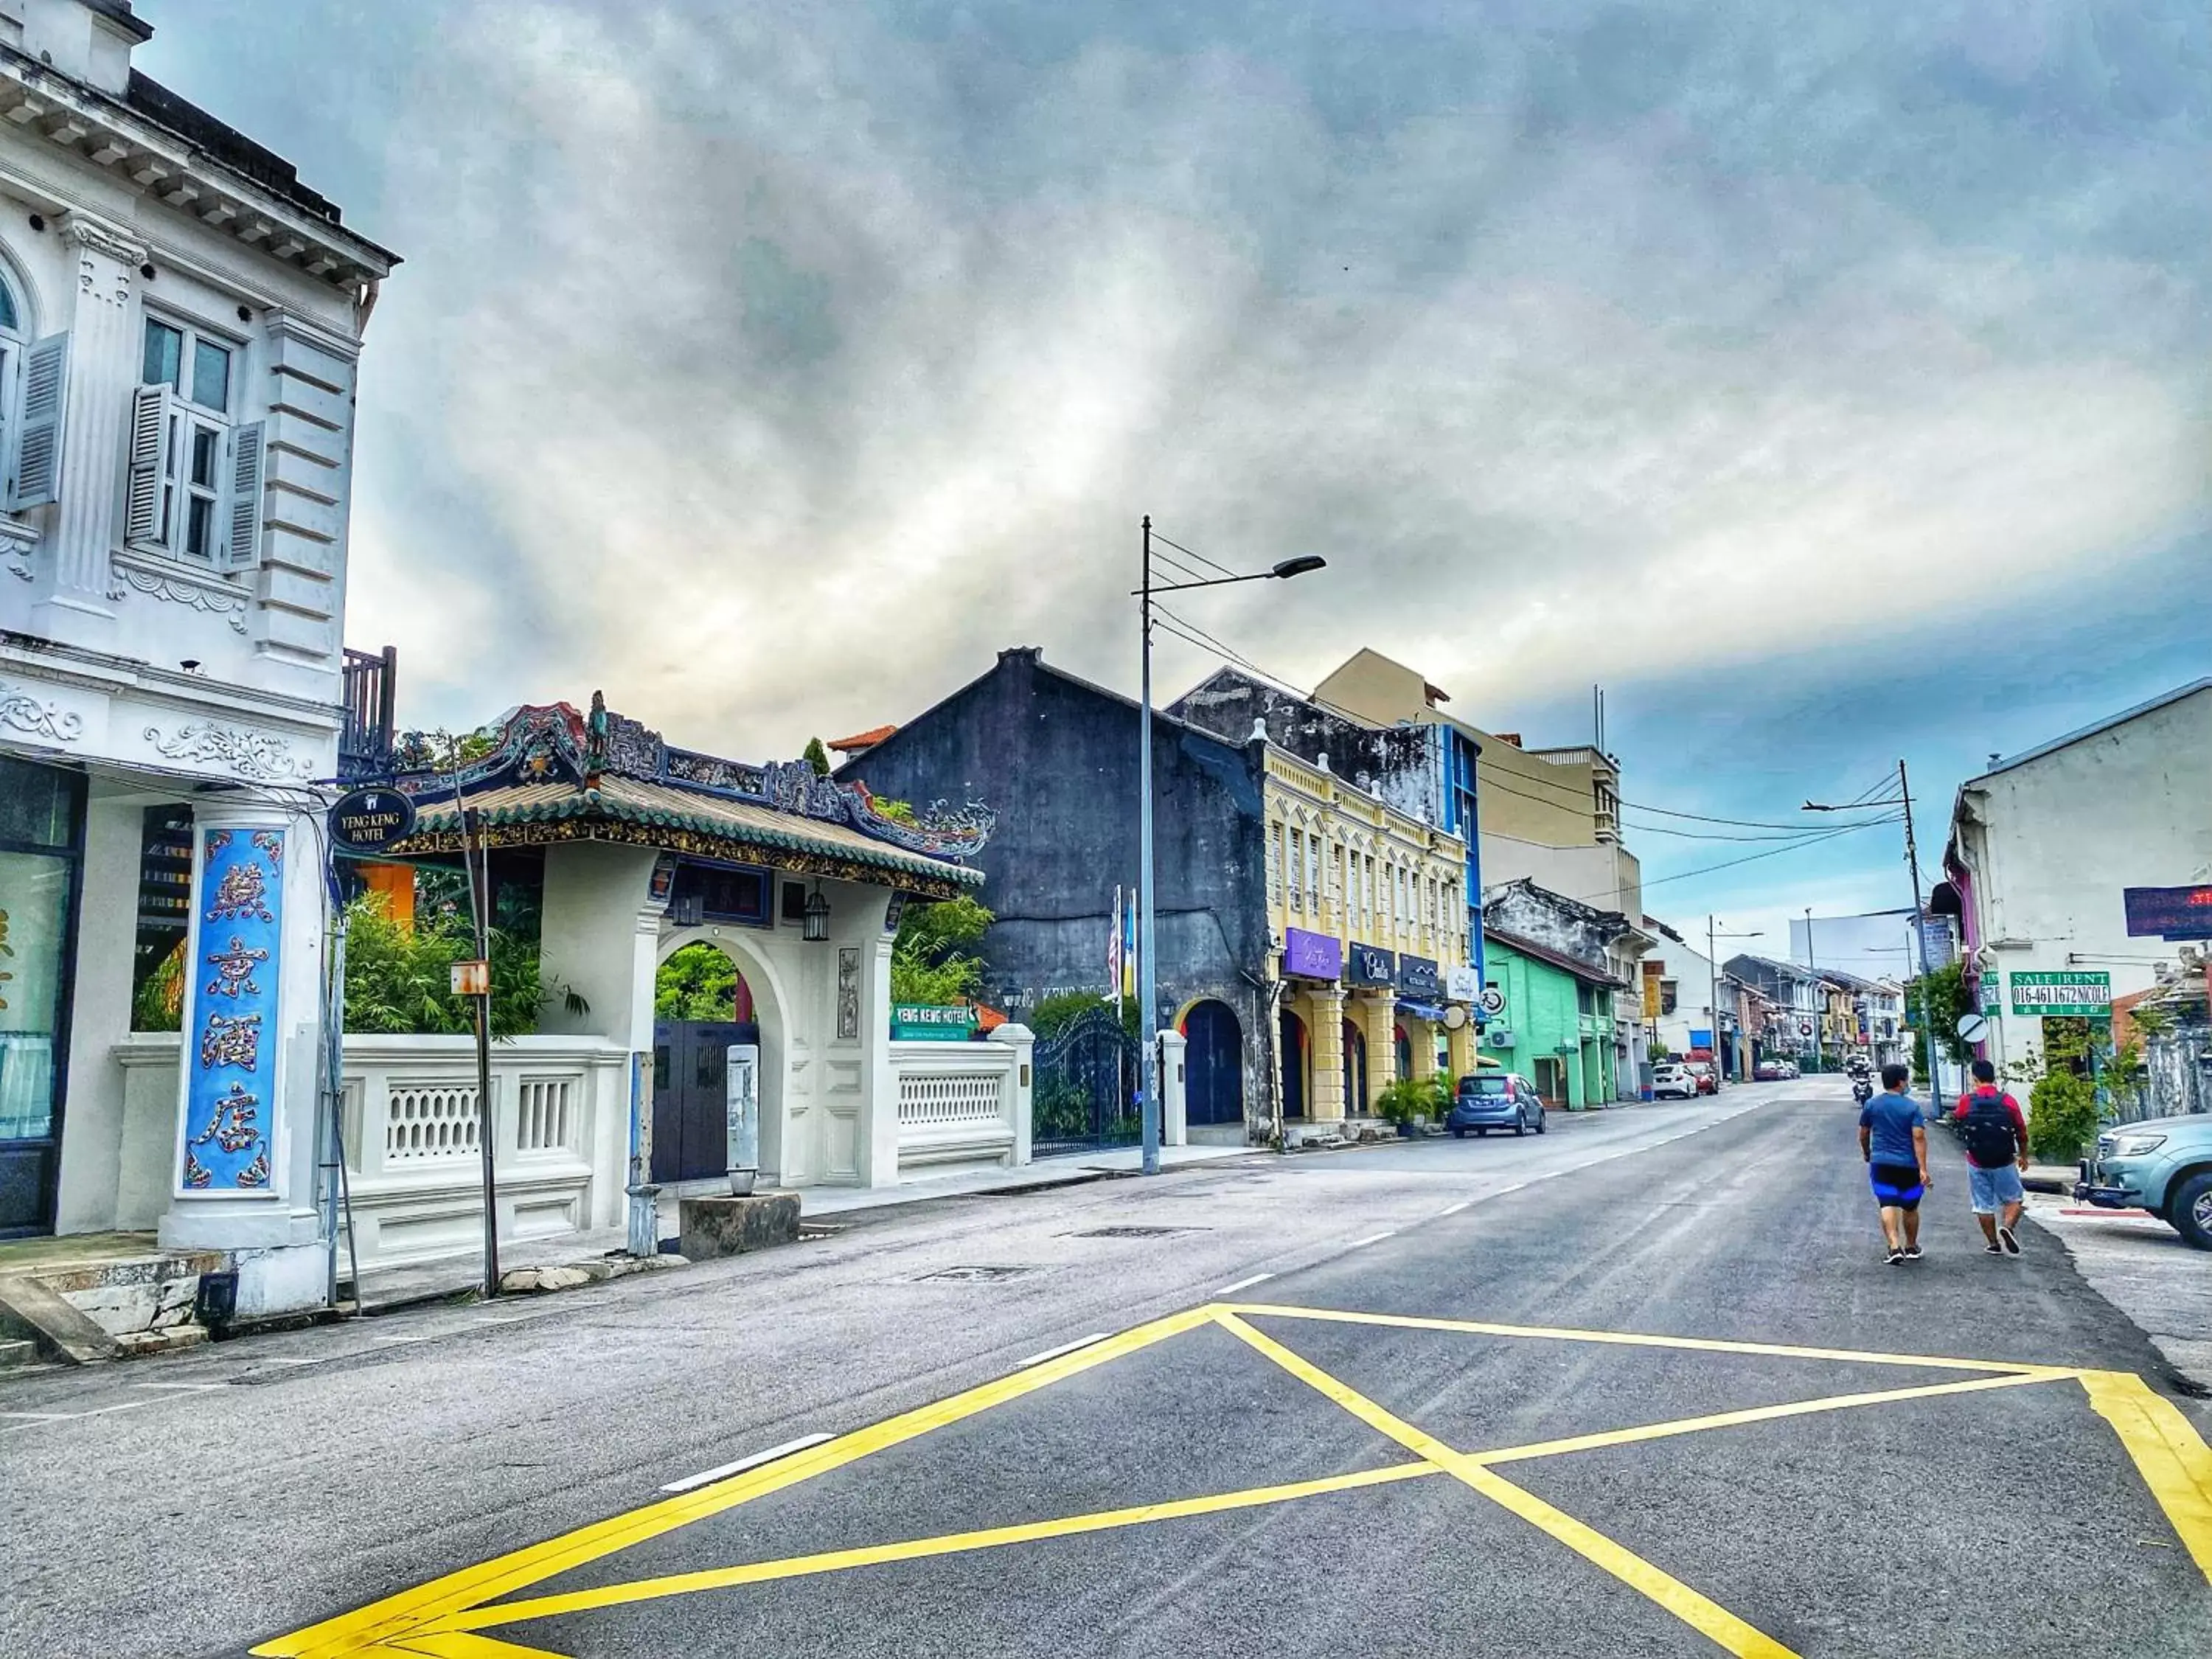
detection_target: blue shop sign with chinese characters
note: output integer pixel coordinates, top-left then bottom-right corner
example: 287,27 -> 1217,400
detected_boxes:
180,827 -> 284,1192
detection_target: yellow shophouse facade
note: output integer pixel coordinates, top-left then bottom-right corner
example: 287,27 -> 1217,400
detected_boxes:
1262,746 -> 1473,1133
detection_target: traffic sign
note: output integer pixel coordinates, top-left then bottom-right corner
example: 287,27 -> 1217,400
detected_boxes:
1955,1013 -> 1989,1046
1478,986 -> 1507,1018
1798,1020 -> 1814,1037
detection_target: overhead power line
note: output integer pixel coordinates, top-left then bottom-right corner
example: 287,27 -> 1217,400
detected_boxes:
1150,529 -> 1242,580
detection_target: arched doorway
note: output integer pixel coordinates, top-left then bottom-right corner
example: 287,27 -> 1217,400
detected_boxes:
1342,1019 -> 1368,1115
1279,1009 -> 1308,1121
653,932 -> 790,1183
1393,1023 -> 1413,1085
1181,1000 -> 1245,1127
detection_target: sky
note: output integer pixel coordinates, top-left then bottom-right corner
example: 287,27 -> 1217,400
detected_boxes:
135,1 -> 2211,947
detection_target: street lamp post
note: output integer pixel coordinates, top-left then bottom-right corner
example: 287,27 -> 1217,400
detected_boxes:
1706,919 -> 1762,1082
1136,517 -> 1324,1175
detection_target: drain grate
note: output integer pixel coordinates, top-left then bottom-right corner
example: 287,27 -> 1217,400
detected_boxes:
914,1265 -> 1042,1283
1067,1225 -> 1200,1239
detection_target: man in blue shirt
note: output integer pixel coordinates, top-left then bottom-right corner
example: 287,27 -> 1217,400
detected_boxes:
1857,1062 -> 1932,1265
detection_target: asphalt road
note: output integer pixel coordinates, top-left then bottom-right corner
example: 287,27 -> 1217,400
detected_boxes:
5,1080 -> 2209,1658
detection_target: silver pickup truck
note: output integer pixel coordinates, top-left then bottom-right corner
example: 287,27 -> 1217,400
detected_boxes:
2075,1111 -> 2212,1251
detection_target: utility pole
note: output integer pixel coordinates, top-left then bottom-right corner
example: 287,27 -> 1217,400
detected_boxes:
1898,758 -> 1939,1102
1804,907 -> 1822,1073
1137,516 -> 1160,1176
461,802 -> 499,1298
1708,914 -> 1725,1082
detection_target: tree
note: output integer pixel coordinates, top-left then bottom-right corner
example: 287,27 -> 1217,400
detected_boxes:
655,942 -> 742,1021
889,895 -> 994,1006
340,893 -> 582,1037
1903,961 -> 1973,1081
803,737 -> 832,776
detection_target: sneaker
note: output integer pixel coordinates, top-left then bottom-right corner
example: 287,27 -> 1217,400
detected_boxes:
1904,1246 -> 1923,1261
1984,1242 -> 2004,1255
1999,1224 -> 2020,1255
1886,1249 -> 1905,1265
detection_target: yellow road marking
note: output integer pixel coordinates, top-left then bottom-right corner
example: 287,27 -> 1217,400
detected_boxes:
2079,1369 -> 2212,1587
388,1634 -> 571,1658
254,1304 -> 1218,1658
1224,1301 -> 2067,1375
1217,1312 -> 1800,1658
428,1463 -> 1439,1633
1477,1369 -> 2068,1465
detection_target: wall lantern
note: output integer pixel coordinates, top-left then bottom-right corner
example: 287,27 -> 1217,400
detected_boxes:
802,881 -> 831,943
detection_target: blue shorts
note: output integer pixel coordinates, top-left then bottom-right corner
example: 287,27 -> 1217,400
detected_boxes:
1968,1161 -> 2025,1214
1870,1163 -> 1924,1209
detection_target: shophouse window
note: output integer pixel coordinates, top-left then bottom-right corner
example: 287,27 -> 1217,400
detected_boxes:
1268,822 -> 1284,911
128,314 -> 261,568
1304,831 -> 1319,913
0,270 -> 71,515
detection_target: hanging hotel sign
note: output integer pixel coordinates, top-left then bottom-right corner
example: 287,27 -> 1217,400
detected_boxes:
891,1003 -> 977,1041
1443,964 -> 1480,1003
2008,970 -> 2110,1017
1347,944 -> 1397,987
328,786 -> 417,855
1282,928 -> 1343,982
2123,885 -> 2212,941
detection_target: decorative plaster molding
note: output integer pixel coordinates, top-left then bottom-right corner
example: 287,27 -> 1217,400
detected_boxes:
109,555 -> 250,633
64,213 -> 147,267
144,720 -> 316,782
0,678 -> 83,741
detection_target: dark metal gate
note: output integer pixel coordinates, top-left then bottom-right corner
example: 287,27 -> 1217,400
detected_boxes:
1032,1006 -> 1144,1156
651,1019 -> 754,1182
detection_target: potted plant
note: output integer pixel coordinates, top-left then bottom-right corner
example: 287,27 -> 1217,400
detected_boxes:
1377,1074 -> 1453,1137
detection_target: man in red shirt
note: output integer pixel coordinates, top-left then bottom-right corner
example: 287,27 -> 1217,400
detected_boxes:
1952,1058 -> 2030,1255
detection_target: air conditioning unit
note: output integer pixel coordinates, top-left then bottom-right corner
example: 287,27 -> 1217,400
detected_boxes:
1488,1027 -> 1515,1047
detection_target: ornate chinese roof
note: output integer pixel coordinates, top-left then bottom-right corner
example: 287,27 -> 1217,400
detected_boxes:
383,695 -> 991,896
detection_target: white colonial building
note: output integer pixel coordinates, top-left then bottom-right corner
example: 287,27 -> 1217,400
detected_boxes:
0,0 -> 395,1316
1941,678 -> 2212,1078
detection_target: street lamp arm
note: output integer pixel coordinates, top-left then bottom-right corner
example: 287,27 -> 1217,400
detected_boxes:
1133,556 -> 1326,597
1804,799 -> 1905,811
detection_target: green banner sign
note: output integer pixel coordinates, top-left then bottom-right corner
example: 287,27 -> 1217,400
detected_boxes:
2008,970 -> 2110,1017
891,1004 -> 978,1041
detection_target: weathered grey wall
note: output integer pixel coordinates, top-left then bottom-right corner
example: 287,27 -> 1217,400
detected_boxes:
1172,667 -> 1441,825
842,648 -> 1275,1136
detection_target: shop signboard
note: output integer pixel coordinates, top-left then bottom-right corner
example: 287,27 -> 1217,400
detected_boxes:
2008,971 -> 2110,1018
891,1004 -> 977,1041
1283,928 -> 1343,982
1442,964 -> 1480,1003
327,786 -> 416,855
2124,885 -> 2212,941
1347,943 -> 1397,988
1397,953 -> 1440,998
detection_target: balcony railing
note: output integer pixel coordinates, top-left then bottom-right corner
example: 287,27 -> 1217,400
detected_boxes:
340,644 -> 397,781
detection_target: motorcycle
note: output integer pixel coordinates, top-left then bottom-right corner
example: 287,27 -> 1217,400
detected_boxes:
1850,1076 -> 1874,1105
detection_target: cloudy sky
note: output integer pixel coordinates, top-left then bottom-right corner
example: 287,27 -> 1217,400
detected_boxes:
139,1 -> 2208,944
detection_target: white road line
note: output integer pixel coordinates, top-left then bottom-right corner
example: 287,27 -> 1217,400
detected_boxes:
1343,1231 -> 1396,1250
1,1410 -> 73,1421
1018,1332 -> 1111,1368
1215,1272 -> 1275,1295
659,1433 -> 834,1495
1439,1201 -> 1472,1216
369,1335 -> 423,1344
129,1382 -> 227,1392
1,1398 -> 160,1431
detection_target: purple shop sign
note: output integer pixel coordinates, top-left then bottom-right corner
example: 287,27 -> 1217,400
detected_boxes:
1282,927 -> 1343,981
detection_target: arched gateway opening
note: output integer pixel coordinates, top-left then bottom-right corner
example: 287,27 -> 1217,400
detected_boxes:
1180,1000 -> 1244,1127
653,934 -> 788,1183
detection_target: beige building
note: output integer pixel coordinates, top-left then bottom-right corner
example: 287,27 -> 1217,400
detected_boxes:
1262,744 -> 1473,1132
1314,649 -> 1650,1097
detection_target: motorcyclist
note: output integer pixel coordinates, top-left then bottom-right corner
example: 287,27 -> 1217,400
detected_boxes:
1847,1054 -> 1873,1104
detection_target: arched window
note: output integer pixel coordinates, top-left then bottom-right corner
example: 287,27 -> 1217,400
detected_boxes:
0,263 -> 64,512
0,274 -> 19,335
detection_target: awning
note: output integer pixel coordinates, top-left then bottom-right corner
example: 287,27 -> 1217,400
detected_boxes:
1396,999 -> 1447,1023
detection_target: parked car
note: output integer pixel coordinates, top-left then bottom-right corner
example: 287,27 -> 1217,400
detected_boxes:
1652,1063 -> 1698,1100
1448,1072 -> 1548,1137
1753,1058 -> 1797,1082
1686,1061 -> 1718,1096
2076,1113 -> 2212,1251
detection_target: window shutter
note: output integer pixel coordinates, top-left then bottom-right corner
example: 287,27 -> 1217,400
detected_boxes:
223,420 -> 264,569
122,383 -> 168,544
9,332 -> 68,509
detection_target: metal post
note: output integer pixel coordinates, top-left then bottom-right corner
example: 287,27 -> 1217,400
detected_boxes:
1138,516 -> 1161,1175
462,805 -> 500,1295
1707,914 -> 1724,1085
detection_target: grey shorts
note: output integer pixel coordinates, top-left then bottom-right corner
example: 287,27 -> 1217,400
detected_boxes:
1968,1162 -> 2025,1214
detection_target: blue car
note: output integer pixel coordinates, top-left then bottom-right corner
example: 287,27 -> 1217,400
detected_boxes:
1447,1071 -> 1548,1138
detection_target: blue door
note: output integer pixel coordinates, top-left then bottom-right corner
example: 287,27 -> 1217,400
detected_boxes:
1182,1000 -> 1244,1127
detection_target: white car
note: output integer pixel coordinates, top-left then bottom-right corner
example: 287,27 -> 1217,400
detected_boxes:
1652,1064 -> 1698,1100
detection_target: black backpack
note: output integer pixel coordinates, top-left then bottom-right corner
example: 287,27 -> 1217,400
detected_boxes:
1961,1091 -> 2019,1167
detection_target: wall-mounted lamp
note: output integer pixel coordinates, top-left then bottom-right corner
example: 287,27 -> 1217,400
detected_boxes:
802,881 -> 831,943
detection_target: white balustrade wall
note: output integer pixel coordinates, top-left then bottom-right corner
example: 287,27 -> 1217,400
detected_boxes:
891,1026 -> 1032,1177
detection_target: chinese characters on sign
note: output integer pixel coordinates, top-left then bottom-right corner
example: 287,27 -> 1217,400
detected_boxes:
179,826 -> 283,1193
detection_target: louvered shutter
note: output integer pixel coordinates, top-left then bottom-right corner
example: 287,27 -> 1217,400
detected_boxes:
122,383 -> 169,545
8,333 -> 68,509
223,420 -> 264,569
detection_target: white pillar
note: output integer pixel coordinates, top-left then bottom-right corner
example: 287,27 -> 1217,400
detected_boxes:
159,799 -> 330,1315
860,925 -> 899,1188
1158,1029 -> 1188,1147
991,1022 -> 1034,1166
32,214 -> 147,632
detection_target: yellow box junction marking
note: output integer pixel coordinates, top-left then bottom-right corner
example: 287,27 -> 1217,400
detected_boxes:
253,1302 -> 2212,1659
